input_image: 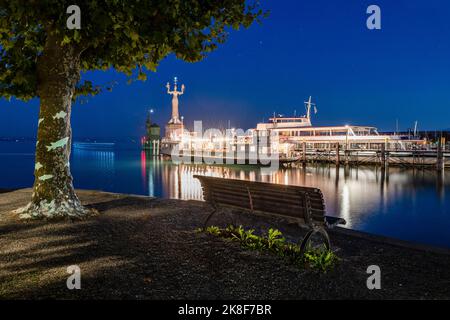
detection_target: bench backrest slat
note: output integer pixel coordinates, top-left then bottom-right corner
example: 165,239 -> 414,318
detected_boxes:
194,175 -> 326,226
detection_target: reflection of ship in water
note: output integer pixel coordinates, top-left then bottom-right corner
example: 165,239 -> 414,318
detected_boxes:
140,152 -> 447,229
141,150 -> 259,200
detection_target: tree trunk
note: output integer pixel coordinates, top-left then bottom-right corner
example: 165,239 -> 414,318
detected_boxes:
15,32 -> 94,220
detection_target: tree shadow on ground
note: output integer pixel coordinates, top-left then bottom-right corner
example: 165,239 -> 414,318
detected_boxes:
1,196 -> 450,299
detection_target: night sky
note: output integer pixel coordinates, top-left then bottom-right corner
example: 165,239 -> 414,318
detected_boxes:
1,0 -> 450,139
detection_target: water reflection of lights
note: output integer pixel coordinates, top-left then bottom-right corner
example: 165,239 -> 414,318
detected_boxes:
284,171 -> 289,185
73,148 -> 115,173
141,151 -> 147,189
341,184 -> 350,225
140,159 -> 448,233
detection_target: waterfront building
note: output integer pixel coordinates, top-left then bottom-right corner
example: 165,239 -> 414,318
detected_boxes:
142,110 -> 161,153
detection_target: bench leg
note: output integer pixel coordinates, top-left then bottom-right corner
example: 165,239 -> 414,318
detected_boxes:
203,206 -> 218,230
299,227 -> 331,256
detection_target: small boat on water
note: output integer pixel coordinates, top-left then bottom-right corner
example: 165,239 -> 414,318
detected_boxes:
73,142 -> 115,150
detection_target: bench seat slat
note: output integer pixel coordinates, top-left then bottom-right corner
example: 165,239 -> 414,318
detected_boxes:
207,197 -> 317,219
207,194 -> 325,219
208,192 -> 325,221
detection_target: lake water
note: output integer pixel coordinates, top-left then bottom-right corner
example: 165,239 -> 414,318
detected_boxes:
1,140 -> 450,249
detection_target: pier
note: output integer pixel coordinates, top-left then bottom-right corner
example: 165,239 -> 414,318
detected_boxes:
287,142 -> 449,170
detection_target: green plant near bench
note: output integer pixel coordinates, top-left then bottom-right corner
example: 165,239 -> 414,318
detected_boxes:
203,225 -> 338,273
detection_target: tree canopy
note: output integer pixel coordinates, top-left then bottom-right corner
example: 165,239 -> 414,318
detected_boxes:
0,0 -> 265,101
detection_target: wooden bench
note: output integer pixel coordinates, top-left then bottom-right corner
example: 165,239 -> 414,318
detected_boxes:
194,175 -> 346,255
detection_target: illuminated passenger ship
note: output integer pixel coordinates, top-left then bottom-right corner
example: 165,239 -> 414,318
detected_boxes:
157,81 -> 425,160
256,97 -> 425,151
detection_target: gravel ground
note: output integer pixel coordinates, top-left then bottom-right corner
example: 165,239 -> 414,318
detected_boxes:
0,188 -> 449,300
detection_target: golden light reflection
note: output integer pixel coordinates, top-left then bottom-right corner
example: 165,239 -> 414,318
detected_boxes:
341,184 -> 350,225
140,158 -> 448,230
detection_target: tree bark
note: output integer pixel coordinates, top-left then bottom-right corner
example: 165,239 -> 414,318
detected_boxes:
15,32 -> 94,219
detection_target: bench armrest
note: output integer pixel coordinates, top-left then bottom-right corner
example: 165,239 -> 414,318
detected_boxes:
325,216 -> 346,229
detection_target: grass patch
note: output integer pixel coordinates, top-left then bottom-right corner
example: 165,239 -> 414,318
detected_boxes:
203,225 -> 338,273
0,270 -> 43,299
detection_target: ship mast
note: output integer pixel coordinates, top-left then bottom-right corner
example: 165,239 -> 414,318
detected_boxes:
304,96 -> 316,121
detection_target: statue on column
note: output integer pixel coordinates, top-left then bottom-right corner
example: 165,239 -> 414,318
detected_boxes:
166,77 -> 185,124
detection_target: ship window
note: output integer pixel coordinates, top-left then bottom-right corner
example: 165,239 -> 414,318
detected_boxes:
332,131 -> 348,136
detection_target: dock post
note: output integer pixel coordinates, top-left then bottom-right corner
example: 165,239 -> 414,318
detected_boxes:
344,145 -> 349,166
302,142 -> 307,164
335,143 -> 340,166
381,143 -> 386,167
437,168 -> 445,200
437,136 -> 444,172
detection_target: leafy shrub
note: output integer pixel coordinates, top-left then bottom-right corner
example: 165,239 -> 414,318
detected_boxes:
302,246 -> 338,272
266,228 -> 285,252
202,225 -> 338,273
205,226 -> 221,236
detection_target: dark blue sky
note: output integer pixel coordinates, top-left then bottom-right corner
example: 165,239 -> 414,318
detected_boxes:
1,0 -> 450,138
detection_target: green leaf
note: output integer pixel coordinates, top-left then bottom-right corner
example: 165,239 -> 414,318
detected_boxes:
0,0 -> 265,102
61,35 -> 71,45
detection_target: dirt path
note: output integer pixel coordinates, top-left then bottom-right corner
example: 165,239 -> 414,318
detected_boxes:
0,189 -> 449,299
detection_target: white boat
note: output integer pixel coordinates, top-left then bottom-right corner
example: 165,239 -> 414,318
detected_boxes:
159,92 -> 426,162
256,97 -> 425,152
